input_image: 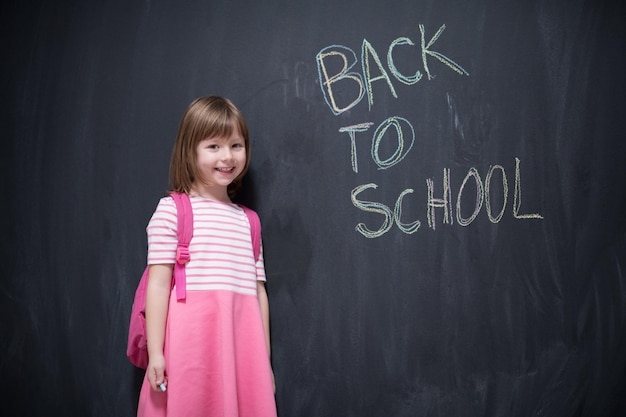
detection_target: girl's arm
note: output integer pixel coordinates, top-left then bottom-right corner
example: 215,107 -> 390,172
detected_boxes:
257,281 -> 271,357
145,263 -> 173,391
257,281 -> 275,392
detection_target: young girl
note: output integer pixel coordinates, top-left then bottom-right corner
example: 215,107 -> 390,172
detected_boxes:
137,96 -> 277,417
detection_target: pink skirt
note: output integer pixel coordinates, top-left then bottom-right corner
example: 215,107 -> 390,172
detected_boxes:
137,290 -> 277,417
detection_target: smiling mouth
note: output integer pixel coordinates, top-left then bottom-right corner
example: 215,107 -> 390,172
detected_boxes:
216,167 -> 234,173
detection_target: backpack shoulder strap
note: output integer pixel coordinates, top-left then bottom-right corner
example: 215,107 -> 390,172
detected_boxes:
239,205 -> 261,262
170,192 -> 193,300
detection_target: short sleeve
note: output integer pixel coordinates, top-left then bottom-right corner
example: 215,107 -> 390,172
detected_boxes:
255,239 -> 267,282
146,196 -> 178,265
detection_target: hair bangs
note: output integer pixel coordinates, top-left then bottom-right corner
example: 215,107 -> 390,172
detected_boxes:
193,103 -> 244,143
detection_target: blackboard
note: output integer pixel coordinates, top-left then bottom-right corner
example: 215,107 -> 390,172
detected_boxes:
3,0 -> 626,416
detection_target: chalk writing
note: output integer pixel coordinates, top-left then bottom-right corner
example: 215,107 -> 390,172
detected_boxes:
316,24 -> 469,115
371,117 -> 415,170
426,168 -> 453,229
315,23 -> 542,238
316,45 -> 365,115
456,167 -> 484,227
395,188 -> 421,234
485,165 -> 508,223
351,183 -> 393,238
338,117 -> 415,172
351,183 -> 421,238
362,39 -> 398,109
418,24 -> 469,80
513,157 -> 543,219
352,158 -> 543,238
339,123 -> 374,173
387,37 -> 422,85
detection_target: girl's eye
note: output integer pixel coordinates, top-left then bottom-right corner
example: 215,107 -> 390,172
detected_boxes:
232,143 -> 244,149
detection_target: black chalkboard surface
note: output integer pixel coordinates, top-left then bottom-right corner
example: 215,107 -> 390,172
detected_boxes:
3,0 -> 626,416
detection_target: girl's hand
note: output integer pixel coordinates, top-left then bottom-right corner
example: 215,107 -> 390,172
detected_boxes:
144,264 -> 172,393
146,354 -> 167,392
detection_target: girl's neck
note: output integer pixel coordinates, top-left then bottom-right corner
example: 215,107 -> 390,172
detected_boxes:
190,184 -> 231,203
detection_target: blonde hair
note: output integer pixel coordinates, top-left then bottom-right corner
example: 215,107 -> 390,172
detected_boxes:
168,96 -> 251,198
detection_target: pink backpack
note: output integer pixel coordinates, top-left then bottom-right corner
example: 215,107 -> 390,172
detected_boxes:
126,193 -> 262,369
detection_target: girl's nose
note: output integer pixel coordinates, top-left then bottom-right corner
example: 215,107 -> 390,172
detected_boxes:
221,148 -> 233,161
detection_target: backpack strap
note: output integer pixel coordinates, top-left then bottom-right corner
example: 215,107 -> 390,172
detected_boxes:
171,192 -> 193,301
239,205 -> 261,262
168,197 -> 258,301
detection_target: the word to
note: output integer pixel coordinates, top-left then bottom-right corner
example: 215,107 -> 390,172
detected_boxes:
339,116 -> 416,173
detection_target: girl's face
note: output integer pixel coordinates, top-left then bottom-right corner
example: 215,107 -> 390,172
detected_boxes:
193,129 -> 246,199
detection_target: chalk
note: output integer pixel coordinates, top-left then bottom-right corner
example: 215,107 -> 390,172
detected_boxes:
159,383 -> 167,392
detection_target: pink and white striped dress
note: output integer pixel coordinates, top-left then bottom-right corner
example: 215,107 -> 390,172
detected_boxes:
137,195 -> 277,417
